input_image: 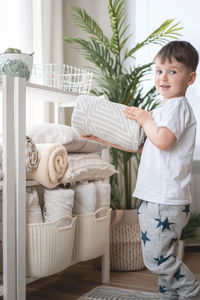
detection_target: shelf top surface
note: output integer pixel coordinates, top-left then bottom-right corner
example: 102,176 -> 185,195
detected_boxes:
0,180 -> 40,190
0,76 -> 89,106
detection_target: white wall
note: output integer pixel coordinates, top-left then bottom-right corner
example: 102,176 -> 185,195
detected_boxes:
63,0 -> 112,68
134,0 -> 200,159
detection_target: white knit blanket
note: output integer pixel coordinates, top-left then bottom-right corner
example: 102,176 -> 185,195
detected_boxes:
72,95 -> 145,152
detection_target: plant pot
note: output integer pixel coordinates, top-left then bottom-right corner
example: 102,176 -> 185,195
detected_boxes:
110,209 -> 145,271
0,53 -> 33,80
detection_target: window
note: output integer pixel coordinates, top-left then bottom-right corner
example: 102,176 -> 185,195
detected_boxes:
134,0 -> 200,159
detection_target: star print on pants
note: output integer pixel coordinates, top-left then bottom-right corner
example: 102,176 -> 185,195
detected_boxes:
141,230 -> 150,245
155,217 -> 175,231
182,204 -> 190,217
159,285 -> 166,294
154,255 -> 170,266
174,268 -> 185,281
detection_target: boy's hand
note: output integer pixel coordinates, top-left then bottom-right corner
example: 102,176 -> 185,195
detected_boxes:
124,106 -> 152,127
81,134 -> 113,147
81,134 -> 141,153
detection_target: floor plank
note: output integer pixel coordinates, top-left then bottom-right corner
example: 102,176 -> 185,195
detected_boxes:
25,248 -> 200,300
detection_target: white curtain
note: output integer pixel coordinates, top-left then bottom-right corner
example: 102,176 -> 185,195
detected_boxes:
33,0 -> 63,123
0,0 -> 63,128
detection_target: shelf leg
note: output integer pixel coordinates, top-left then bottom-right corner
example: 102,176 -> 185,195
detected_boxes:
2,75 -> 17,300
101,239 -> 110,283
15,77 -> 26,300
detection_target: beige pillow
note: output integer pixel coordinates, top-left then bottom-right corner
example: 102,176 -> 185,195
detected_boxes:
61,153 -> 117,184
27,123 -> 107,153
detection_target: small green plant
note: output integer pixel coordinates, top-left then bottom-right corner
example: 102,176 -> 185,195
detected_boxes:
64,0 -> 183,209
0,48 -> 34,80
2,48 -> 34,56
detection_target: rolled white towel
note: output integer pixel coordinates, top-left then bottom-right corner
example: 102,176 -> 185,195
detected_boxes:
73,182 -> 96,214
26,187 -> 43,224
43,188 -> 74,226
94,180 -> 111,209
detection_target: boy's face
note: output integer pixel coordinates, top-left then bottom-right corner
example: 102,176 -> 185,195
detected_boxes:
154,57 -> 196,102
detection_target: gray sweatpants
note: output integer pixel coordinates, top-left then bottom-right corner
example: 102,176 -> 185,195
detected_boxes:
137,200 -> 200,300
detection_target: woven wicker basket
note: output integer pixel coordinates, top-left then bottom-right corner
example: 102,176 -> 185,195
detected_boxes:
110,209 -> 145,271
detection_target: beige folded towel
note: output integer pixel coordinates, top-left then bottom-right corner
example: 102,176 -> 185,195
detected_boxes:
27,143 -> 68,188
61,153 -> 117,184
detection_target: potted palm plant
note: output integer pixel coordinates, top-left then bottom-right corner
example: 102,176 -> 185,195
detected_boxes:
64,0 -> 182,270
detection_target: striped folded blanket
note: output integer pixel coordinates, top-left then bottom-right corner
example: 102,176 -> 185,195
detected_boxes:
72,95 -> 145,152
0,136 -> 40,179
26,136 -> 40,172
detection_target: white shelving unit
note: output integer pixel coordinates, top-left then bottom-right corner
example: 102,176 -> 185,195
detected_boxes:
0,75 -> 110,300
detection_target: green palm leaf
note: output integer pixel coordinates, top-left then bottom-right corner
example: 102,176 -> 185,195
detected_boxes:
108,0 -> 130,56
70,6 -> 110,49
125,19 -> 183,59
64,37 -> 115,75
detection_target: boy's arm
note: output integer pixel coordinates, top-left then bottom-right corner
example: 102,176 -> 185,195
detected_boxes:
81,135 -> 143,153
124,107 -> 176,151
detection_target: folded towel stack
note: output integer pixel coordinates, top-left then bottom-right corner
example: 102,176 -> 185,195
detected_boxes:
26,123 -> 116,187
43,187 -> 74,226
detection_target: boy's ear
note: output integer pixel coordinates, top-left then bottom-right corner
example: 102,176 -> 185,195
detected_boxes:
188,72 -> 196,85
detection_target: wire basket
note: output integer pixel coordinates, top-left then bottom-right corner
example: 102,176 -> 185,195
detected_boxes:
30,63 -> 93,94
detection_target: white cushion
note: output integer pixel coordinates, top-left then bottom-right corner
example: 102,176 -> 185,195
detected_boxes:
27,123 -> 107,153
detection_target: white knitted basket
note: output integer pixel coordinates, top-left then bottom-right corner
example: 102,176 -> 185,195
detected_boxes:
26,215 -> 76,277
72,207 -> 111,261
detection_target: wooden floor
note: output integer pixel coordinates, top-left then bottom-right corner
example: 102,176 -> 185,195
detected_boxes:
25,248 -> 200,300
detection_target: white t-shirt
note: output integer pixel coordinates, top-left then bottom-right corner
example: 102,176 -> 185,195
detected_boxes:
133,96 -> 196,205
